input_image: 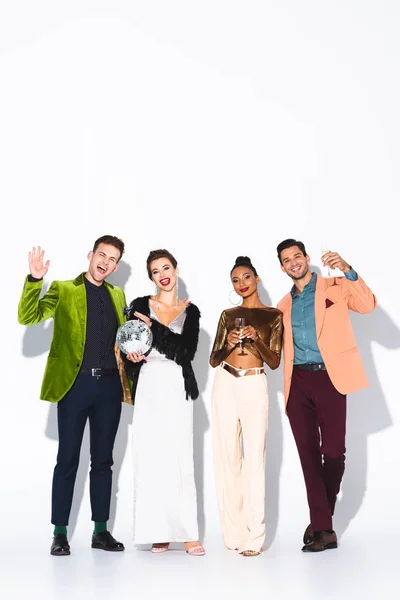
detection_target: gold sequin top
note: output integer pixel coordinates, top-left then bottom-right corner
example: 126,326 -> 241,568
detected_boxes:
209,307 -> 283,370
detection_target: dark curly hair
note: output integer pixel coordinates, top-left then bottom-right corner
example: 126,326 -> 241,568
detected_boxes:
146,249 -> 178,279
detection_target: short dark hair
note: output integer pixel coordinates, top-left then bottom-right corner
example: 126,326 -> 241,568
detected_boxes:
276,239 -> 307,264
146,249 -> 178,279
93,235 -> 125,262
230,255 -> 258,277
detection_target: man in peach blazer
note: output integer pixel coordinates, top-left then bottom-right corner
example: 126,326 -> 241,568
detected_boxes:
276,239 -> 376,553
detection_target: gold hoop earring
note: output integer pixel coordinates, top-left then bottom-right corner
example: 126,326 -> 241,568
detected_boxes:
229,289 -> 242,306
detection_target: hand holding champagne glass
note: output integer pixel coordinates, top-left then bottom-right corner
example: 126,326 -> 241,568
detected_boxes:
235,317 -> 247,356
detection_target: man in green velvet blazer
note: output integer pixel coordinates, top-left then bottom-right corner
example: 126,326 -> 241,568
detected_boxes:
19,274 -> 128,403
18,235 -> 131,556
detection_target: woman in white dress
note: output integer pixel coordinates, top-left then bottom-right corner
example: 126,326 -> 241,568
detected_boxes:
124,249 -> 205,556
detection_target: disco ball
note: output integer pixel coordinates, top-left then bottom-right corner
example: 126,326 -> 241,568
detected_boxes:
116,319 -> 153,355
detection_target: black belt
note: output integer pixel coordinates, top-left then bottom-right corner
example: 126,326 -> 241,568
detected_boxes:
294,363 -> 326,372
80,368 -> 119,377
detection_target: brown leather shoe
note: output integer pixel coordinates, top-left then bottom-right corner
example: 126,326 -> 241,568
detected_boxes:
303,524 -> 314,545
301,530 -> 337,552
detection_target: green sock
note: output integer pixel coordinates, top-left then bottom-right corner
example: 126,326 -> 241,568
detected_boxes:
54,525 -> 67,536
94,521 -> 107,534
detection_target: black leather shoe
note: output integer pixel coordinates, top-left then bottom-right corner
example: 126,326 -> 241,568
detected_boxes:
303,524 -> 314,545
301,530 -> 338,552
91,531 -> 125,552
50,533 -> 70,556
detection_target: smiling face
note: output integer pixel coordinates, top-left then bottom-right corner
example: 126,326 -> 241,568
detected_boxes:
86,242 -> 120,285
279,245 -> 310,281
231,266 -> 259,299
150,257 -> 178,293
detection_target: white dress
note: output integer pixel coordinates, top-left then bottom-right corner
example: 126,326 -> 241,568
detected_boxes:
132,308 -> 199,544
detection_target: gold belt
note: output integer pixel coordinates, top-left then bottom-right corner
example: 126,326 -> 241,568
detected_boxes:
221,361 -> 264,378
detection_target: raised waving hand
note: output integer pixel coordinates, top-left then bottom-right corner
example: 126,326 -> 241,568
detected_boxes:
28,246 -> 50,279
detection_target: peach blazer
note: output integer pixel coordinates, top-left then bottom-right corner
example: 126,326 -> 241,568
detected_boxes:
277,274 -> 377,405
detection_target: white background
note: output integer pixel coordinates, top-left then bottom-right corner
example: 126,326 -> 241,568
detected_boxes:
1,1 -> 399,598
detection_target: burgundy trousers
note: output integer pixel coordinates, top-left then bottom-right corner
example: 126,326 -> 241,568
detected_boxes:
286,368 -> 346,532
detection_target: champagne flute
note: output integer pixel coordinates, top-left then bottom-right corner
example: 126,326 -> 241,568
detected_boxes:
235,317 -> 247,356
321,246 -> 339,284
321,247 -> 331,277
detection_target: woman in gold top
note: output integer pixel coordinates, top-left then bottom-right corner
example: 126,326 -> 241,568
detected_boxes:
210,256 -> 283,556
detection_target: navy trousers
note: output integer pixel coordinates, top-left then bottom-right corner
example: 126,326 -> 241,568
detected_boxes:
51,373 -> 122,525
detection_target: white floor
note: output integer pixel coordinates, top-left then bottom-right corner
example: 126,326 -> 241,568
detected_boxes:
2,531 -> 398,600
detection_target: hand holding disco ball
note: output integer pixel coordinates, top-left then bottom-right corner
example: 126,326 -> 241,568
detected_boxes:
116,319 -> 153,356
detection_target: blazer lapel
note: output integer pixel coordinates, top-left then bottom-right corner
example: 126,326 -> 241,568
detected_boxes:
105,283 -> 124,326
73,273 -> 87,336
315,275 -> 328,340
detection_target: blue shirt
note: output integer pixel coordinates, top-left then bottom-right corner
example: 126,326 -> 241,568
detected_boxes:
291,269 -> 358,364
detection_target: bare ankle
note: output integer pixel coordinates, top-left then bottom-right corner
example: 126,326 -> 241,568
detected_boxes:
184,540 -> 201,549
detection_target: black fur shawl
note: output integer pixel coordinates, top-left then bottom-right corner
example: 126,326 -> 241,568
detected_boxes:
123,295 -> 200,402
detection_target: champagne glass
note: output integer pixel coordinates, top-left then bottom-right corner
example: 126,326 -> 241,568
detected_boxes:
235,317 -> 247,356
321,247 -> 331,277
321,245 -> 339,284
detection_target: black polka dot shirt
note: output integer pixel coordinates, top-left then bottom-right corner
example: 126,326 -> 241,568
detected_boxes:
81,276 -> 118,370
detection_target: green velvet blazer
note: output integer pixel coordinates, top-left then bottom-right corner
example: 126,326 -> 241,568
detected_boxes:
18,273 -> 128,403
